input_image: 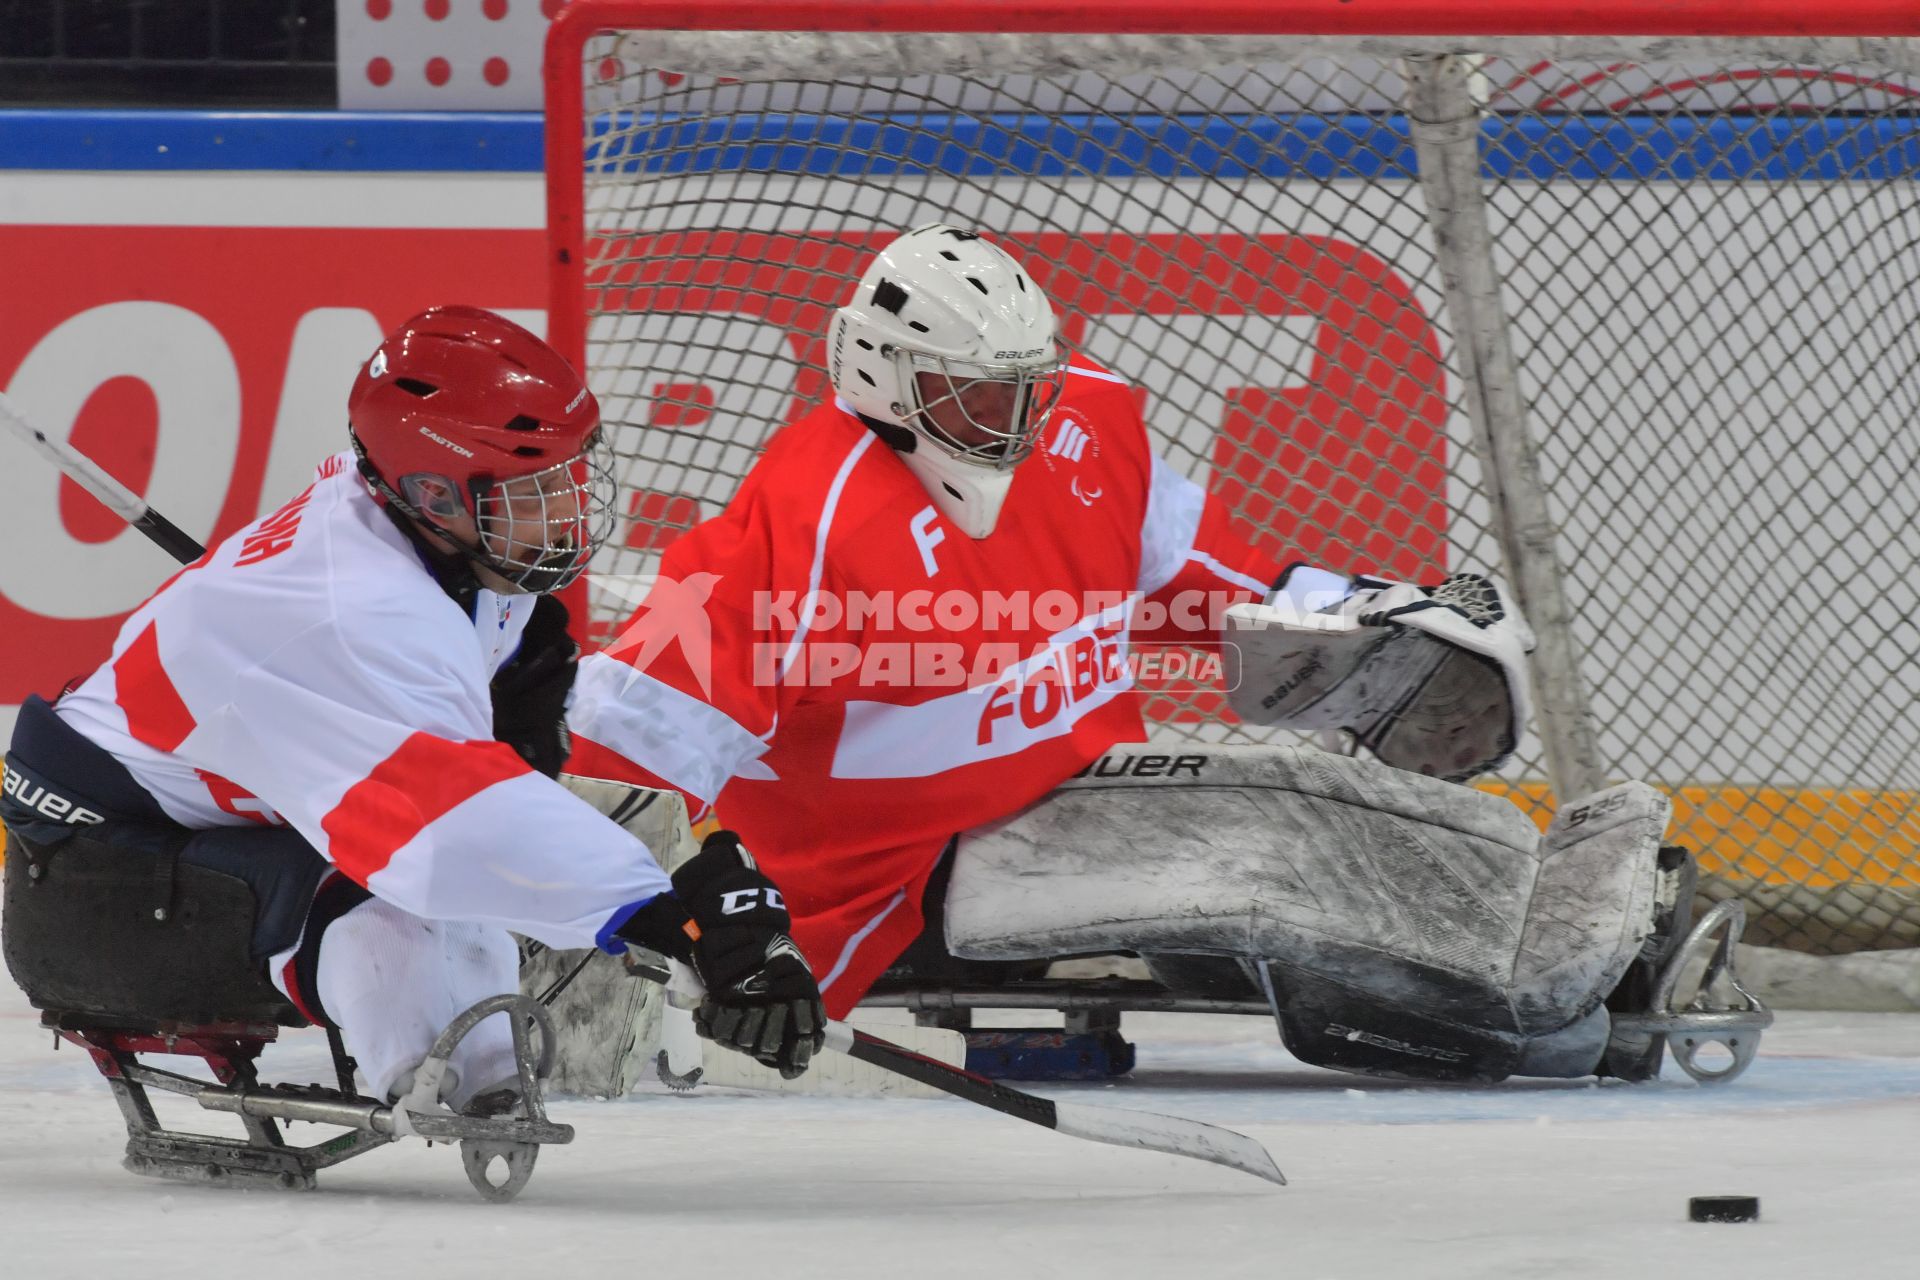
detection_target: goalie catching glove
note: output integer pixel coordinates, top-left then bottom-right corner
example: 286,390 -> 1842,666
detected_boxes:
1223,565 -> 1535,782
614,829 -> 826,1078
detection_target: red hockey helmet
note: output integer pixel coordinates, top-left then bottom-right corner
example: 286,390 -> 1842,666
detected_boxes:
347,306 -> 615,594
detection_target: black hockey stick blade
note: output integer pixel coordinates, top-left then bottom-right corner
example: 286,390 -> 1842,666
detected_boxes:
828,1024 -> 1285,1187
131,507 -> 209,567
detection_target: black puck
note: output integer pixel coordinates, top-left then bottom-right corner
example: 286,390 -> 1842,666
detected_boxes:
1689,1196 -> 1760,1223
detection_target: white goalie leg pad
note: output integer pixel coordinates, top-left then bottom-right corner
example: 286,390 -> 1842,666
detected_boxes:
1224,568 -> 1535,781
1514,786 -> 1668,1029
948,746 -> 1664,1077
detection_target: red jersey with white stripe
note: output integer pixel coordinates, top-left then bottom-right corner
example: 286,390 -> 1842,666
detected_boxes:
570,364 -> 1278,1014
55,453 -> 671,949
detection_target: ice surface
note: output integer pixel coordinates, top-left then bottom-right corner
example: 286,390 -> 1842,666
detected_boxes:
4,974 -> 1918,1279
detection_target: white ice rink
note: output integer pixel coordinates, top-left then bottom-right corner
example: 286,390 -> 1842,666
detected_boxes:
4,969 -> 1919,1280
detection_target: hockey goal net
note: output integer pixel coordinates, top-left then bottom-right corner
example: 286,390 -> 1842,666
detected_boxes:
546,2 -> 1920,956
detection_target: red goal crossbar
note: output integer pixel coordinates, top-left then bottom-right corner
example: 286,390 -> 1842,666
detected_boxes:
546,0 -> 1915,39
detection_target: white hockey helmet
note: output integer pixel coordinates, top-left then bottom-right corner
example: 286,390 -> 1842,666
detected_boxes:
828,224 -> 1066,538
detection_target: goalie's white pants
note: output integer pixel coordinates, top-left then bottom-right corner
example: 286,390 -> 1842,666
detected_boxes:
268,895 -> 520,1110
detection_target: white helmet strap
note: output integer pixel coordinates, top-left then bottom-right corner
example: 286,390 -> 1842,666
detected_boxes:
900,441 -> 1017,539
843,403 -> 1011,539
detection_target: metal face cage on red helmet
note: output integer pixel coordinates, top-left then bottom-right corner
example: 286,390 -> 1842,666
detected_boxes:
467,435 -> 617,594
380,435 -> 617,596
347,305 -> 615,595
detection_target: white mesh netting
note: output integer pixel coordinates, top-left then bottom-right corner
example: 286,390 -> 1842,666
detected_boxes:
558,25 -> 1920,953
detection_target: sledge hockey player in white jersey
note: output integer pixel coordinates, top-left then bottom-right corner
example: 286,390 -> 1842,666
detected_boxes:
1,307 -> 826,1190
570,225 -> 1770,1088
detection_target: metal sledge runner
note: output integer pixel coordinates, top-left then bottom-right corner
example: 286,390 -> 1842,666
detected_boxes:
36,987 -> 572,1202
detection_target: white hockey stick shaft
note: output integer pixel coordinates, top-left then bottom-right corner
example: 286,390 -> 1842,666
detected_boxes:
0,390 -> 206,566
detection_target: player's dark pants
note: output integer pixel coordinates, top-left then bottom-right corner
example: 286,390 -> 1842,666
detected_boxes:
873,843 -> 1048,989
1,695 -> 337,1026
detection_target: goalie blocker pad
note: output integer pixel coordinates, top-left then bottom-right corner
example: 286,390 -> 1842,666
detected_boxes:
1223,567 -> 1535,781
946,746 -> 1665,1082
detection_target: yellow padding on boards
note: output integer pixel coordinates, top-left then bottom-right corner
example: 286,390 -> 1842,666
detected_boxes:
1484,782 -> 1920,891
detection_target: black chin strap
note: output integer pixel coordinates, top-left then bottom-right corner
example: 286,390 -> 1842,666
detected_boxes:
855,411 -> 918,454
379,493 -> 487,613
351,446 -> 489,611
350,432 -> 584,600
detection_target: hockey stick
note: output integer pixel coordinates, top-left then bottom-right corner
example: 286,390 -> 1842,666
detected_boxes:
0,391 -> 206,566
658,962 -> 1284,1187
535,950 -> 597,1007
826,1023 -> 1286,1186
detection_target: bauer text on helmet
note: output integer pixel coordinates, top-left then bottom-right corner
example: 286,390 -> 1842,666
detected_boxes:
829,225 -> 1067,538
346,305 -> 617,594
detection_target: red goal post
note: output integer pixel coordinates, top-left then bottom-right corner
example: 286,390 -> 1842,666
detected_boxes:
544,1 -> 1920,959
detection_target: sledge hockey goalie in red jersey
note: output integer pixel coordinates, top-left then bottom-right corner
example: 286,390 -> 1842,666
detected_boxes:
568,225 -> 1285,1017
571,230 -> 1761,1089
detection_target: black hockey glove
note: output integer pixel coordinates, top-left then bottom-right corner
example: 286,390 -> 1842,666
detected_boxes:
490,593 -> 577,777
615,830 -> 826,1079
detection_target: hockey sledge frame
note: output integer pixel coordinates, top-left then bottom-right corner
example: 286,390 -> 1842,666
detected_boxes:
50,1011 -> 393,1192
866,903 -> 1775,1086
1608,899 -> 1774,1084
46,994 -> 576,1201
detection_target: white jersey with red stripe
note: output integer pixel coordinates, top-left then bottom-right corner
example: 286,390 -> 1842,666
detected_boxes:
569,362 -> 1279,1012
55,452 -> 671,951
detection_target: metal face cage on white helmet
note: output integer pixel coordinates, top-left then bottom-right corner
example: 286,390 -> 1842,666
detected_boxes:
829,224 -> 1066,538
395,433 -> 618,595
898,348 -> 1066,469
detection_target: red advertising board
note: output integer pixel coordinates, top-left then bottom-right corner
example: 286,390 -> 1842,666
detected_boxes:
0,224 -> 545,708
